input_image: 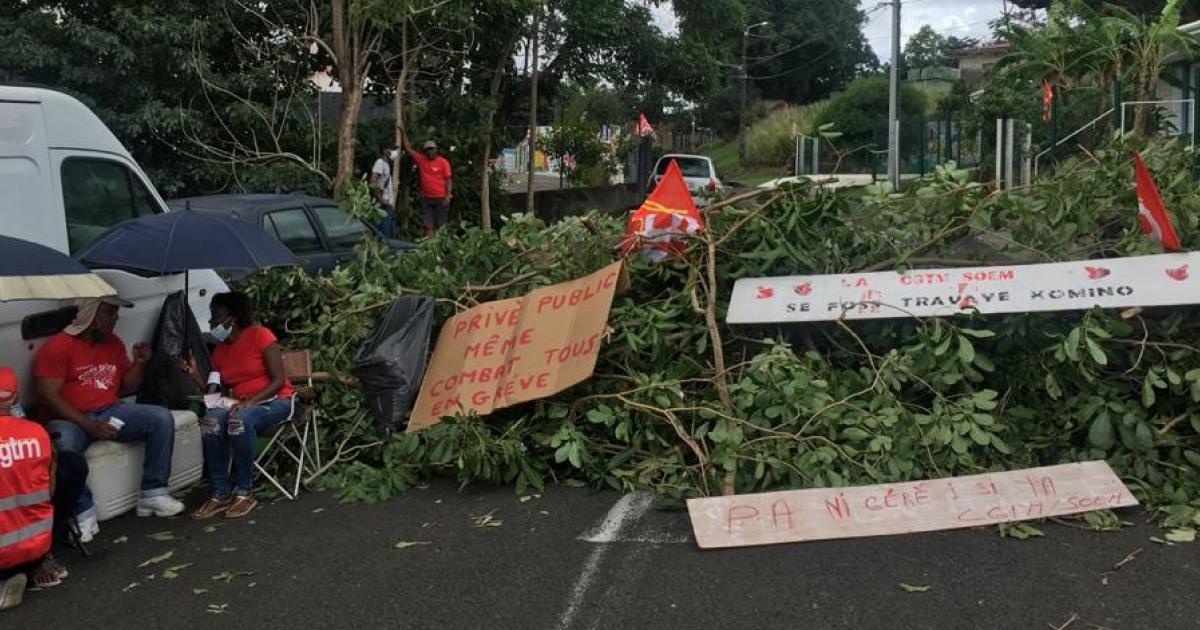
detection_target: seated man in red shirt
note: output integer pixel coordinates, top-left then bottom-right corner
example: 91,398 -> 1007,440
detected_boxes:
402,133 -> 453,236
35,297 -> 184,544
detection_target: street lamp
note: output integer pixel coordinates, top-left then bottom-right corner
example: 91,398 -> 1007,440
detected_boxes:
738,21 -> 770,165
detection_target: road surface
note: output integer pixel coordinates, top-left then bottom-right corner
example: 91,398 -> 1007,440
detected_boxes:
7,480 -> 1194,629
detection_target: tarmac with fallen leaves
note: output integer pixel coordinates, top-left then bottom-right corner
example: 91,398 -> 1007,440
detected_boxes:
5,479 -> 1196,629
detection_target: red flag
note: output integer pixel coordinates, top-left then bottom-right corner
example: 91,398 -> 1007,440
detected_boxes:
1041,81 -> 1054,123
636,113 -> 655,137
621,160 -> 704,262
1133,151 -> 1182,251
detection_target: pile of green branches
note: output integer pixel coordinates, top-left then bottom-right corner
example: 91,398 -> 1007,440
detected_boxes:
245,138 -> 1200,526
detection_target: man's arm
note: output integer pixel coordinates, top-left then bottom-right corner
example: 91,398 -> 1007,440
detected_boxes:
37,378 -> 116,440
120,342 -> 150,393
401,131 -> 416,156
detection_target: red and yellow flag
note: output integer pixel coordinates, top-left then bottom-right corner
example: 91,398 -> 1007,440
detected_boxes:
621,160 -> 705,262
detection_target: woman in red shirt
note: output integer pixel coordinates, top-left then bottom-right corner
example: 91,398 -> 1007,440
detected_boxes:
183,292 -> 293,519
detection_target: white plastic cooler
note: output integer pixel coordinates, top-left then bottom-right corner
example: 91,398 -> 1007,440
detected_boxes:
85,410 -> 203,521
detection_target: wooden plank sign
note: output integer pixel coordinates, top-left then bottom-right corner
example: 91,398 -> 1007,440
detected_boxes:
407,260 -> 623,432
686,461 -> 1137,549
726,252 -> 1200,324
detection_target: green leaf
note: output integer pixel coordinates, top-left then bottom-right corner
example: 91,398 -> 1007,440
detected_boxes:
899,583 -> 931,593
1088,415 -> 1115,449
162,563 -> 194,579
138,550 -> 174,568
841,427 -> 871,441
1142,379 -> 1157,408
1165,528 -> 1196,543
1065,328 -> 1081,361
393,540 -> 432,550
959,329 -> 995,338
1134,422 -> 1154,450
957,336 -> 975,364
1086,339 -> 1107,366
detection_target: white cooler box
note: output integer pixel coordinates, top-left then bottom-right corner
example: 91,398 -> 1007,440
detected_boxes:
85,410 -> 203,521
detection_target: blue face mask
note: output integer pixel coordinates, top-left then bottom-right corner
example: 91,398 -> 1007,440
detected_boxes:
210,319 -> 233,343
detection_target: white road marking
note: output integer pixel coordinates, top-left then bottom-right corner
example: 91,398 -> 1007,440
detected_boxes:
578,492 -> 655,543
557,493 -> 655,630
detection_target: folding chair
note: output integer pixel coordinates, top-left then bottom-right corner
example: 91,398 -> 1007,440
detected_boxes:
254,349 -> 322,500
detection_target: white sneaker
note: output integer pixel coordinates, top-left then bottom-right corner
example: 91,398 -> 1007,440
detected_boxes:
77,512 -> 99,544
136,495 -> 185,518
0,573 -> 26,610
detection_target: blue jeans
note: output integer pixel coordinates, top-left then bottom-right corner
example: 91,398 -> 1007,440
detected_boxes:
201,398 -> 293,497
378,204 -> 396,239
47,402 -> 177,519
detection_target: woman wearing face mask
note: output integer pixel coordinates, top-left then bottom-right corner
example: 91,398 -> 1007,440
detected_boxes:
181,291 -> 293,519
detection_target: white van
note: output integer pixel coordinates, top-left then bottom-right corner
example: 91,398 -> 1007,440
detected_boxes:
0,85 -> 226,404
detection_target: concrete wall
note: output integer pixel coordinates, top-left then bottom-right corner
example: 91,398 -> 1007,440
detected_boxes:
502,183 -> 644,223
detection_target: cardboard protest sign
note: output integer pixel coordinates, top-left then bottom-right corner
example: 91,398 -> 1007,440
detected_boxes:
686,461 -> 1137,549
727,252 -> 1200,324
407,261 -> 623,432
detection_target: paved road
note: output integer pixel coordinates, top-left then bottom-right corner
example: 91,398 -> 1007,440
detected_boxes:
7,480 -> 1196,629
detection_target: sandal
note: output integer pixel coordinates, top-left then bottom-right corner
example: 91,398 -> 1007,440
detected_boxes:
224,495 -> 258,519
28,562 -> 62,591
191,496 -> 234,520
43,554 -> 68,580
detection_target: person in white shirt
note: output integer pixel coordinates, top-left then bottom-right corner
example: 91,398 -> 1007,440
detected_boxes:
369,144 -> 398,238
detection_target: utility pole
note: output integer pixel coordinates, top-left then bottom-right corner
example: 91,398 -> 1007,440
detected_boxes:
526,3 -> 541,215
738,21 -> 769,166
887,0 -> 901,191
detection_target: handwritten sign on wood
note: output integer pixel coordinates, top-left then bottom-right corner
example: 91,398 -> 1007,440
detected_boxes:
686,461 -> 1137,549
407,260 -> 623,432
726,252 -> 1200,324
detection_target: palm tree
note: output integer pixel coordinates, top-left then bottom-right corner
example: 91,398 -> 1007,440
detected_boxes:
1103,0 -> 1196,137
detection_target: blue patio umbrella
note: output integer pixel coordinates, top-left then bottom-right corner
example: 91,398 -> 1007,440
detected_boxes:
0,235 -> 117,301
76,206 -> 299,274
78,208 -> 300,357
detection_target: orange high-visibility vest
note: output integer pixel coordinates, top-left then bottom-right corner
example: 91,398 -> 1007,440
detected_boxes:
0,416 -> 52,570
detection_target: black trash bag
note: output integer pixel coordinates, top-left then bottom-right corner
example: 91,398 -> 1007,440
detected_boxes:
351,296 -> 434,433
138,291 -> 211,409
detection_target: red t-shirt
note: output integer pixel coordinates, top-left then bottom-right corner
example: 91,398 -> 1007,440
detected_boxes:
408,149 -> 452,199
34,332 -> 130,413
211,325 -> 293,400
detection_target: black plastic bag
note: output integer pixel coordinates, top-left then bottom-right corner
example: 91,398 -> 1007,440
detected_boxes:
351,296 -> 434,433
138,291 -> 211,409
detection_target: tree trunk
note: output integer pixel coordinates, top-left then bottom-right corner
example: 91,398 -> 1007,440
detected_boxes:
334,85 -> 363,196
479,36 -> 517,232
526,9 -> 540,215
331,0 -> 359,195
392,20 -> 412,219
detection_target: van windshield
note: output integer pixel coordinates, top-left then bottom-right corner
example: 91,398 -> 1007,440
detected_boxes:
655,157 -> 711,179
61,158 -> 159,254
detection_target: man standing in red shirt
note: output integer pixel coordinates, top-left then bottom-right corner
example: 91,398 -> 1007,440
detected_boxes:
34,297 -> 184,544
402,134 -> 453,236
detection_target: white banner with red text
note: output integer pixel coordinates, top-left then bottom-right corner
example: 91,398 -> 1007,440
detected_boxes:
726,252 -> 1199,324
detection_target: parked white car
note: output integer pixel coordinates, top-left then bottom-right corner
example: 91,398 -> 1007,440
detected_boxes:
648,154 -> 724,194
0,85 -> 226,403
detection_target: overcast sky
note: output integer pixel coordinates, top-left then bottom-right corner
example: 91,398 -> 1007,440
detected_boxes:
647,1 -> 1009,63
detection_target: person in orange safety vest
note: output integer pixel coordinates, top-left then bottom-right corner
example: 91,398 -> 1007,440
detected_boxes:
0,367 -> 84,610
